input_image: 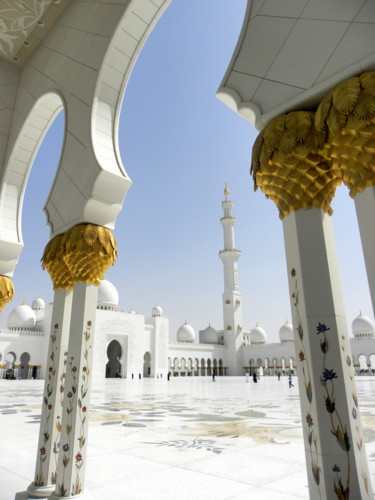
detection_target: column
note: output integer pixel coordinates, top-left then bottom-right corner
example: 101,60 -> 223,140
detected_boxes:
50,283 -> 98,499
354,186 -> 375,317
28,289 -> 73,497
251,104 -> 372,499
283,208 -> 371,498
49,223 -> 117,499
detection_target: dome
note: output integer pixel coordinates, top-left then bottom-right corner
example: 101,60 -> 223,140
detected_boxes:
97,280 -> 118,310
152,305 -> 163,317
279,320 -> 294,343
199,324 -> 218,344
250,323 -> 267,344
352,313 -> 375,339
7,304 -> 36,330
32,297 -> 45,310
177,321 -> 195,343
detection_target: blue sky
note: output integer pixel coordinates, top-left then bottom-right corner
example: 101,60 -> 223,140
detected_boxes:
1,0 -> 372,342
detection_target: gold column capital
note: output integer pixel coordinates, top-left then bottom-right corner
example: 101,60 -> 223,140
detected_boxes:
42,224 -> 118,288
42,234 -> 73,290
251,110 -> 338,219
0,276 -> 14,311
62,224 -> 118,285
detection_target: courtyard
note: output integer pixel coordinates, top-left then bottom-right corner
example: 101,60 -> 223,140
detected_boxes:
1,376 -> 375,499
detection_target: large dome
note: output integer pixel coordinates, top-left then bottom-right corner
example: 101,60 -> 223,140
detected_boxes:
199,324 -> 218,344
97,280 -> 118,310
177,321 -> 195,343
8,304 -> 36,330
352,313 -> 375,339
250,323 -> 267,344
279,321 -> 294,343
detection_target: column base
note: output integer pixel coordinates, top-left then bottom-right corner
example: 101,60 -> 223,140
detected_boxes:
25,483 -> 55,498
49,491 -> 90,500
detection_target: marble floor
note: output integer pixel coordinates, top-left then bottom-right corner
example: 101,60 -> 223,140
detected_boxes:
1,376 -> 375,500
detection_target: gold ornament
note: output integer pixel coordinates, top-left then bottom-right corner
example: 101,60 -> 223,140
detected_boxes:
62,224 -> 118,285
0,276 -> 14,311
251,71 -> 375,214
42,234 -> 73,290
251,111 -> 338,219
315,72 -> 375,198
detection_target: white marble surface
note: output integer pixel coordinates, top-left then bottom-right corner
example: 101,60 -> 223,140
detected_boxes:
1,376 -> 375,499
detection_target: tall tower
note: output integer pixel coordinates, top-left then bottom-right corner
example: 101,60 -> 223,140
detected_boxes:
219,183 -> 244,375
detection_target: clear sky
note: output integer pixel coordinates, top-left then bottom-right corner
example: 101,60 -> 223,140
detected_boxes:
1,0 -> 373,342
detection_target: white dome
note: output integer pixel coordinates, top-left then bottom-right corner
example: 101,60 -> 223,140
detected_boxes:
97,280 -> 118,310
250,324 -> 267,344
152,305 -> 163,317
177,321 -> 195,343
7,304 -> 36,330
352,313 -> 375,339
32,297 -> 45,310
199,324 -> 218,344
279,321 -> 294,343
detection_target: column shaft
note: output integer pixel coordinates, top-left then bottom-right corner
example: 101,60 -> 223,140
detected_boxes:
50,283 -> 98,499
28,289 -> 73,498
354,186 -> 375,317
283,208 -> 372,499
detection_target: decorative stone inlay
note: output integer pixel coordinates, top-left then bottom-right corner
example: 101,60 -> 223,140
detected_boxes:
0,0 -> 71,66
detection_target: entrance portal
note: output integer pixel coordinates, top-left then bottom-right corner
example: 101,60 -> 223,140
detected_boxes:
143,352 -> 151,378
106,340 -> 122,378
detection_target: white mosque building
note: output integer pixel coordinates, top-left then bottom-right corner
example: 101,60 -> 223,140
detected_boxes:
1,188 -> 375,381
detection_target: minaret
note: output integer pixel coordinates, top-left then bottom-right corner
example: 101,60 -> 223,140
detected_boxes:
219,183 -> 244,375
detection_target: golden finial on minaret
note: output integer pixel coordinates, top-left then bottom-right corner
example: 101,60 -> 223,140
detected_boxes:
224,182 -> 230,199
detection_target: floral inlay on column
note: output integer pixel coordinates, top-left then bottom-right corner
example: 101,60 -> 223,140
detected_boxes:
58,320 -> 92,497
290,268 -> 322,497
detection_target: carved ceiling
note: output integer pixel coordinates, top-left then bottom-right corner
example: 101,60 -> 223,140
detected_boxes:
0,0 -> 71,67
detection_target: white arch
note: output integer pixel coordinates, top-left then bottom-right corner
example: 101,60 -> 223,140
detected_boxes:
0,91 -> 64,275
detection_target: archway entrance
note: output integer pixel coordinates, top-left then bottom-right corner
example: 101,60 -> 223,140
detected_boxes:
143,352 -> 151,378
20,352 -> 31,379
106,340 -> 122,378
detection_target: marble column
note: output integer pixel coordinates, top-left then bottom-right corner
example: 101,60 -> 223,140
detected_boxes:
50,283 -> 98,499
283,208 -> 372,499
28,289 -> 73,498
354,186 -> 375,317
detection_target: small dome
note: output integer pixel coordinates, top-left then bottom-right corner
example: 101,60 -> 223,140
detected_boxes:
152,305 -> 163,317
97,280 -> 118,310
177,321 -> 195,343
7,304 -> 36,330
199,324 -> 218,344
32,297 -> 45,310
250,323 -> 267,344
352,313 -> 375,339
279,320 -> 294,343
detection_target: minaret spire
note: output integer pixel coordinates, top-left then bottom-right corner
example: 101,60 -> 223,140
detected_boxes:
219,184 -> 244,375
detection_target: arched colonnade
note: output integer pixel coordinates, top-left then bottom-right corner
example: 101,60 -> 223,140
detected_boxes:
168,357 -> 226,376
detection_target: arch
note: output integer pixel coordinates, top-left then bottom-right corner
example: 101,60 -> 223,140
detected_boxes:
219,359 -> 223,376
359,354 -> 367,373
200,358 -> 205,376
187,358 -> 193,376
5,351 -> 16,379
20,352 -> 31,380
195,357 -> 199,376
0,92 -> 64,275
213,359 -> 217,376
106,340 -> 122,378
180,357 -> 186,376
173,357 -> 179,376
207,359 -> 212,376
249,358 -> 255,374
143,351 -> 151,377
370,354 -> 375,374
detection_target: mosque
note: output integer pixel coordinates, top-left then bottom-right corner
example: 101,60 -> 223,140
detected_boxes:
1,187 -> 374,382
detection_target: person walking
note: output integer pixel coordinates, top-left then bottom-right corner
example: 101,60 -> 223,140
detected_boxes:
288,374 -> 294,387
